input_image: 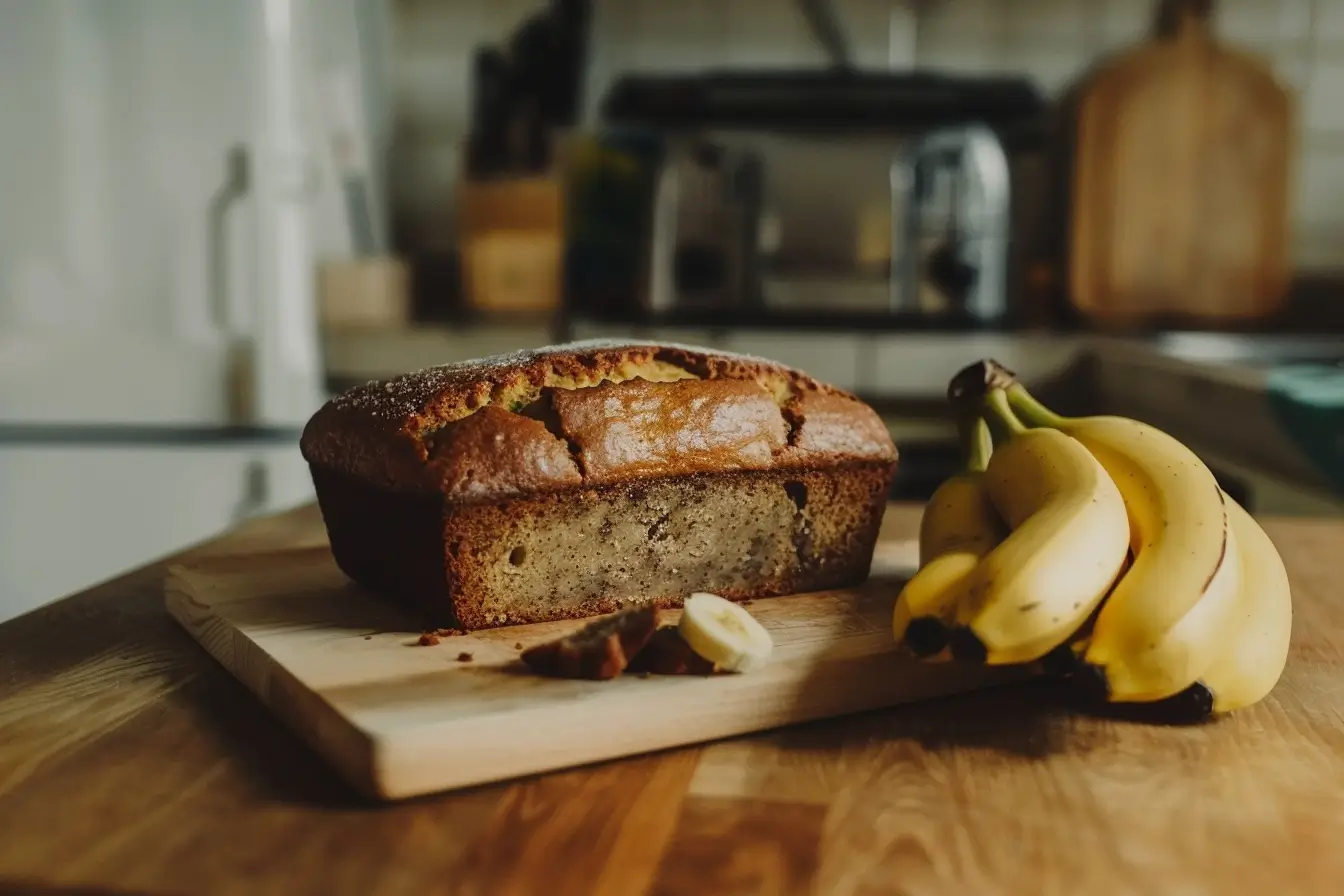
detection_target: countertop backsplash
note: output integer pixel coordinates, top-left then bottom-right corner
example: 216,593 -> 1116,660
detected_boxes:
389,0 -> 1341,279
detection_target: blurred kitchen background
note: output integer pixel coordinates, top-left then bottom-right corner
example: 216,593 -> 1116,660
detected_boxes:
2,0 -> 1343,622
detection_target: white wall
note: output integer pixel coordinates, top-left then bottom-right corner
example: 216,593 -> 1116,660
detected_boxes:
0,0 -> 258,338
0,1 -> 359,617
0,0 -> 383,339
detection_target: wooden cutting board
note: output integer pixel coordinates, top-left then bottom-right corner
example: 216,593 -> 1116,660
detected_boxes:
164,541 -> 1025,801
1068,0 -> 1296,325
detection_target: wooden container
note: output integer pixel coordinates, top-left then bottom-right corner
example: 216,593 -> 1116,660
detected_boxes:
318,256 -> 411,329
458,176 -> 564,314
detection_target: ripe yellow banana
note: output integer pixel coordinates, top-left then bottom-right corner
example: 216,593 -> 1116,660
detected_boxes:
1197,494 -> 1293,713
1036,552 -> 1130,678
951,389 -> 1131,665
893,416 -> 1003,659
1068,497 -> 1290,719
1003,379 -> 1242,701
893,554 -> 979,660
1094,506 -> 1242,702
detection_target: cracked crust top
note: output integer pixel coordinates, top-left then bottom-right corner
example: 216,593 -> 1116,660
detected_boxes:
300,339 -> 897,499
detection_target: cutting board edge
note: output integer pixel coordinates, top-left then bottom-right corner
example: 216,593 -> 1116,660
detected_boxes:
165,566 -> 383,798
363,661 -> 1026,800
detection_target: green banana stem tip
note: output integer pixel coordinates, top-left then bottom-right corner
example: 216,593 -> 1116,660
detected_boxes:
1005,383 -> 1069,429
983,387 -> 1029,441
955,413 -> 994,474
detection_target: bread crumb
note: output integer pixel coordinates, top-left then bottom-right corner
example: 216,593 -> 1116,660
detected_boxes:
457,652 -> 474,662
514,642 -> 523,650
521,605 -> 660,680
627,626 -> 717,676
364,635 -> 373,640
416,627 -> 466,646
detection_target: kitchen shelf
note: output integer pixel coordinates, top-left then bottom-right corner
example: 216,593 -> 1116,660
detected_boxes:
559,307 -> 1012,334
0,424 -> 304,446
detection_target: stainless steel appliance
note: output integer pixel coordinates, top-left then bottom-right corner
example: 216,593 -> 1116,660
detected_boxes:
644,138 -> 763,313
595,70 -> 1040,325
890,124 -> 1011,323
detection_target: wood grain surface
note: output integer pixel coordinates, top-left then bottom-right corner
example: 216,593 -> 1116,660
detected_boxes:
2,503 -> 1343,895
1068,0 -> 1295,326
163,540 -> 1020,800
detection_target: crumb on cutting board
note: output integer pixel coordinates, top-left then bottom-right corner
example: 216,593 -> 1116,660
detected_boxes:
627,626 -> 717,676
521,605 -> 659,680
457,652 -> 474,663
416,627 -> 466,646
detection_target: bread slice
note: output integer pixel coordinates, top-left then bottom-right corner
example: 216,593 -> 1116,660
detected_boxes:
302,340 -> 898,629
627,627 -> 717,676
520,604 -> 661,680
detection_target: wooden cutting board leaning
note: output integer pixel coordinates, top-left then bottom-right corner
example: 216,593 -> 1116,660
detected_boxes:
1066,0 -> 1295,326
164,537 -> 1028,801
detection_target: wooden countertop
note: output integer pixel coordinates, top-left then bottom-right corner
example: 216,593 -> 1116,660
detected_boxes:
2,503 -> 1343,894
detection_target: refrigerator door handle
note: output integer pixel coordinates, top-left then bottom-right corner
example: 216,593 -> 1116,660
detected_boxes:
207,144 -> 257,426
208,145 -> 250,332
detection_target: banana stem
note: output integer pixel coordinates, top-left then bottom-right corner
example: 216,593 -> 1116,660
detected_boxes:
1005,383 -> 1069,429
955,414 -> 994,474
982,388 -> 1028,443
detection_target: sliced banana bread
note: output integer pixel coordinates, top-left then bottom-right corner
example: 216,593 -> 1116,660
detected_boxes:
301,340 -> 897,629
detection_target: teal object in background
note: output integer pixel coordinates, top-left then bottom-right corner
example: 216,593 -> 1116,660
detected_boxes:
1266,363 -> 1344,496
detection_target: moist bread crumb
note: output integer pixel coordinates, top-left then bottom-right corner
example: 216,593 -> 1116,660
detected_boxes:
416,627 -> 466,646
627,627 -> 717,676
520,605 -> 661,680
302,340 -> 898,630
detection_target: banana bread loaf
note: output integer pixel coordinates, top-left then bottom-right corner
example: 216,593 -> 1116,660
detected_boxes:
300,340 -> 897,629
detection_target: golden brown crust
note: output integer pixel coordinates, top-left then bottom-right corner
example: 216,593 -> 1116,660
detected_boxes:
786,391 -> 894,461
551,378 -> 786,484
427,406 -> 581,500
301,340 -> 896,500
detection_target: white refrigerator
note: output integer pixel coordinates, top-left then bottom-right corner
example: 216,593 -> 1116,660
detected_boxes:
0,0 -> 391,621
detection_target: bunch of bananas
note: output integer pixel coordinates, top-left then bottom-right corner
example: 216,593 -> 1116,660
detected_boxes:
894,360 -> 1293,720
